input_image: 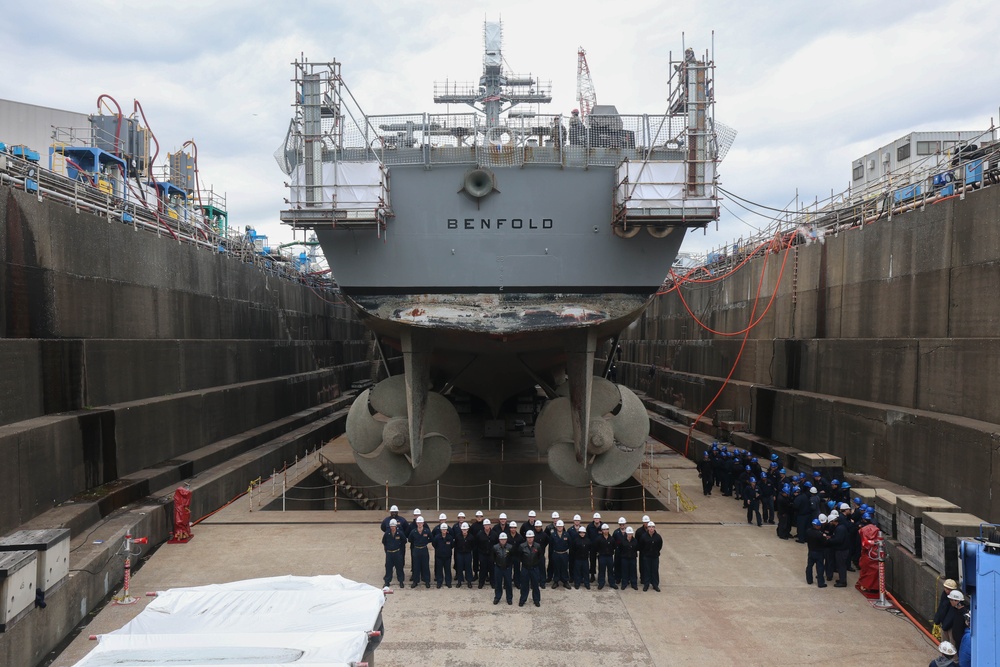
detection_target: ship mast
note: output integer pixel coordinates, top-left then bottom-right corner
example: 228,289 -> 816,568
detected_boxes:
433,21 -> 551,129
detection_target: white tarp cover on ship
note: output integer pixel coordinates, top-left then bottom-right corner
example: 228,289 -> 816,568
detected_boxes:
619,161 -> 717,209
288,163 -> 384,210
71,575 -> 385,667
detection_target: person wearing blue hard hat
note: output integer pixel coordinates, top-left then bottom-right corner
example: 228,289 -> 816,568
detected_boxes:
697,450 -> 715,496
776,483 -> 794,539
744,476 -> 762,526
805,518 -> 828,587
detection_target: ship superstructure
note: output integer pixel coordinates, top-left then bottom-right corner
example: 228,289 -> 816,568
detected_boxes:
278,22 -> 731,487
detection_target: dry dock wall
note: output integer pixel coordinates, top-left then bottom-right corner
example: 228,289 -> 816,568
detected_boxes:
618,184 -> 1000,522
0,184 -> 376,537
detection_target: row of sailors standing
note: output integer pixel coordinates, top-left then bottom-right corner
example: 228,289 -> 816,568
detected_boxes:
381,506 -> 664,607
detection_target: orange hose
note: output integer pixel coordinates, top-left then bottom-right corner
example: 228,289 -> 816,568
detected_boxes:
884,590 -> 939,645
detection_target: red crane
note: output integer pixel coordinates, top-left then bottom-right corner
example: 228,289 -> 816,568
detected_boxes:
576,47 -> 597,118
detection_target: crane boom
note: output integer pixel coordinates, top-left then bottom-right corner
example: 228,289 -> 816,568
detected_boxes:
576,47 -> 597,118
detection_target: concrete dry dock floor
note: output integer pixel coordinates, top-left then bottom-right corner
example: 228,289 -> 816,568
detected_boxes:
53,450 -> 934,667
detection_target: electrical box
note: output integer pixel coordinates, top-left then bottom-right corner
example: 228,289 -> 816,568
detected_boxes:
0,529 -> 71,594
0,551 -> 36,631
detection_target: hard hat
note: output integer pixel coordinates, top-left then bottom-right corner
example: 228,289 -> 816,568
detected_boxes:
499,512 -> 507,519
509,521 -> 518,528
642,515 -> 650,523
818,514 -> 828,523
943,578 -> 958,590
811,519 -> 821,527
618,517 -> 627,524
601,523 -> 609,530
578,526 -> 586,533
476,510 -> 484,517
458,511 -> 466,517
770,461 -> 778,467
390,505 -> 399,512
826,501 -> 836,510
439,513 -> 447,520
831,479 -> 839,486
534,520 -> 542,527
779,468 -> 786,474
499,532 -> 507,540
525,530 -> 535,537
703,451 -> 710,456
839,503 -> 850,511
572,108 -> 579,114
828,511 -> 839,521
810,487 -> 818,494
556,519 -> 564,527
792,486 -> 801,493
781,485 -> 791,493
552,511 -> 560,519
593,512 -> 601,519
804,481 -> 812,488
647,521 -> 655,527
862,512 -> 873,521
841,482 -> 851,489
854,497 -> 862,505
770,454 -> 779,461
416,516 -> 425,523
389,519 -> 398,526
745,466 -> 751,471
483,518 -> 491,525
751,457 -> 758,463
441,523 -> 449,530
749,477 -> 756,483
938,642 -> 957,656
528,510 -> 536,516
414,508 -> 422,515
461,522 -> 470,529
948,589 -> 964,601
573,514 -> 582,521
812,471 -> 821,477
625,527 -> 634,534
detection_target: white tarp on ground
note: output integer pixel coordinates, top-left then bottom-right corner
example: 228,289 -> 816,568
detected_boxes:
72,575 -> 384,667
619,161 -> 717,209
288,163 -> 383,209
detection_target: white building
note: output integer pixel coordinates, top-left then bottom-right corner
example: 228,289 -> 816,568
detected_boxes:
851,130 -> 989,193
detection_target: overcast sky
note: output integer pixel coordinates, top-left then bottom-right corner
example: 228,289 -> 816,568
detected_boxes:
4,0 -> 999,256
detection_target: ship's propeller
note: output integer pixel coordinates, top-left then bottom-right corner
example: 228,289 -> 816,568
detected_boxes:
535,378 -> 649,487
345,376 -> 460,485
590,385 -> 649,486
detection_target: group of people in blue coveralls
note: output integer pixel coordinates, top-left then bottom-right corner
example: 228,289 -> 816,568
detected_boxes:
380,506 -> 664,607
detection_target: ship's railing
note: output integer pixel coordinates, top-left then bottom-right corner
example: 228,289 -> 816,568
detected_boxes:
332,112 -> 725,169
0,147 -> 337,290
688,127 -> 1000,278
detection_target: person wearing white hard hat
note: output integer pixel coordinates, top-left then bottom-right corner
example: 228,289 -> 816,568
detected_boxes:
620,526 -> 639,589
586,513 -> 604,582
612,517 -> 629,584
930,640 -> 958,666
492,532 -> 516,605
382,518 -> 406,589
475,519 -> 495,588
544,513 -> 560,583
638,521 -> 663,591
532,519 -> 548,588
524,509 -> 537,533
947,590 -> 969,652
932,578 -> 960,642
595,523 -> 617,590
454,522 -> 475,588
518,529 -> 544,607
825,511 -> 849,587
571,526 -> 592,589
507,521 -> 523,586
409,516 -> 432,588
496,512 -> 509,535
432,523 -> 454,588
381,505 -> 408,536
549,519 -> 571,588
469,511 -> 485,580
637,515 -> 651,585
431,513 -> 449,540
568,514 -> 584,578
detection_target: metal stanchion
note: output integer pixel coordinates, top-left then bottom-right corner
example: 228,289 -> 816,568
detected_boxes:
113,534 -> 148,605
539,480 -> 543,513
873,539 -> 893,609
488,480 -> 492,511
282,479 -> 286,512
590,481 -> 594,512
385,481 -> 389,511
436,480 -> 440,512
